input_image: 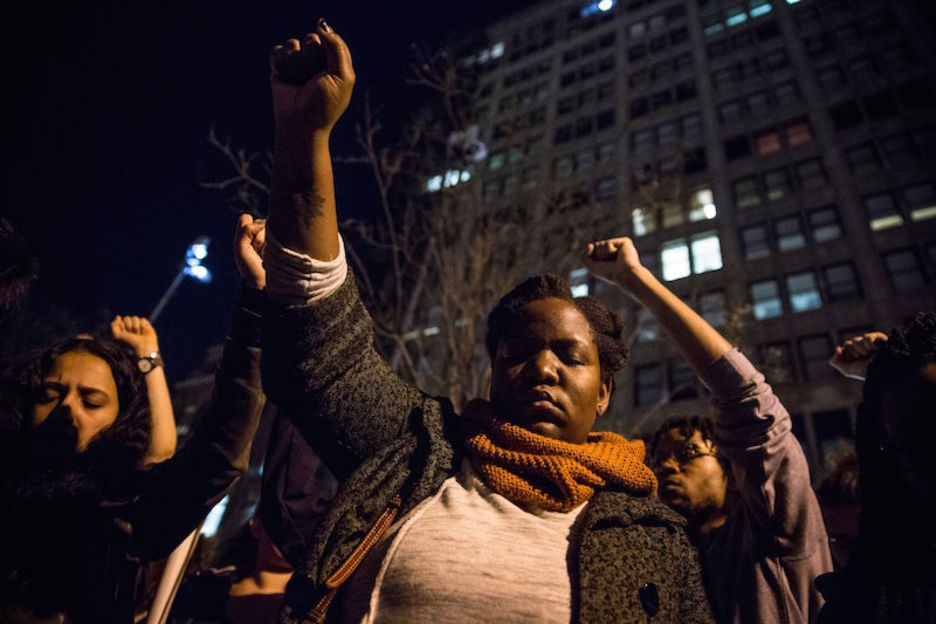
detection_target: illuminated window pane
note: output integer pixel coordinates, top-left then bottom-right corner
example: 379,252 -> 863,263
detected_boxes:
742,224 -> 770,259
774,216 -> 806,251
689,187 -> 717,221
489,153 -> 505,170
865,193 -> 903,231
904,183 -> 936,222
786,271 -> 822,312
749,0 -> 772,17
751,280 -> 783,319
569,267 -> 590,298
809,207 -> 843,242
691,232 -> 723,274
786,120 -> 812,146
632,206 -> 656,236
661,239 -> 692,281
726,4 -> 748,27
755,130 -> 782,155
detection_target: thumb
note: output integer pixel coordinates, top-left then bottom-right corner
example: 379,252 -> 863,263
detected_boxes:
316,19 -> 354,81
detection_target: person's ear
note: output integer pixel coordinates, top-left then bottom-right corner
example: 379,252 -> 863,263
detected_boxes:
597,378 -> 612,417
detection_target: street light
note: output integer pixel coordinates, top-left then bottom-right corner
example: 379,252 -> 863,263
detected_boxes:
149,236 -> 212,323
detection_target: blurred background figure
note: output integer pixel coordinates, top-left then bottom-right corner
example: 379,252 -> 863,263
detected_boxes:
815,445 -> 860,571
818,314 -> 936,624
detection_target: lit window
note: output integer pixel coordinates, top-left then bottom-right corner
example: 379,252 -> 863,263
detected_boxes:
774,216 -> 806,251
786,120 -> 812,146
704,16 -> 725,36
755,130 -> 782,155
760,342 -> 794,383
569,267 -> 590,297
491,42 -> 505,59
489,153 -> 505,170
823,263 -> 861,301
661,239 -> 692,281
786,271 -> 822,312
700,290 -> 727,327
689,187 -> 717,221
725,4 -> 749,27
883,249 -> 927,293
751,280 -> 783,319
809,206 -> 843,242
632,206 -> 656,236
691,232 -> 723,273
764,168 -> 792,201
749,0 -> 772,17
443,169 -> 461,188
742,224 -> 771,259
634,308 -> 661,343
734,176 -> 761,209
865,193 -> 903,231
903,183 -> 936,222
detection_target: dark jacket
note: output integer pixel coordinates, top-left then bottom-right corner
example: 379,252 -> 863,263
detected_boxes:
263,274 -> 713,624
0,296 -> 266,623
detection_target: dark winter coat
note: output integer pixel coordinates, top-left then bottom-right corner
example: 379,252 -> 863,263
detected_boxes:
263,274 -> 714,624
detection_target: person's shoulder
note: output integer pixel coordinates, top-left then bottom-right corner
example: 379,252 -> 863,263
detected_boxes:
587,488 -> 687,529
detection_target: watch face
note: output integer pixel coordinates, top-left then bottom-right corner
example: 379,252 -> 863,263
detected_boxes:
138,357 -> 154,373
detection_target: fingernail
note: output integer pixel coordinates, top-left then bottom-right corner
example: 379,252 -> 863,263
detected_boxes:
318,18 -> 332,33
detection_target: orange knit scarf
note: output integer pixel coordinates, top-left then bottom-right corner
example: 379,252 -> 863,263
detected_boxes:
461,399 -> 657,513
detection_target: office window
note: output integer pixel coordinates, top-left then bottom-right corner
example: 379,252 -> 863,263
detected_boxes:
554,155 -> 574,178
713,68 -> 735,89
823,262 -> 861,301
817,66 -> 846,89
742,224 -> 770,259
576,149 -> 595,171
764,168 -> 792,201
829,101 -> 864,130
848,56 -> 877,81
632,206 -> 656,236
863,90 -> 899,121
845,143 -> 880,175
775,81 -> 800,106
595,176 -> 617,200
747,91 -> 770,115
661,239 -> 692,281
688,187 -> 717,221
699,290 -> 726,327
883,249 -> 927,293
635,364 -> 663,407
800,335 -> 834,381
682,114 -> 703,141
809,206 -> 843,242
596,109 -> 615,130
634,308 -> 661,343
796,158 -> 828,190
629,21 -> 647,38
669,359 -> 698,400
658,121 -> 678,147
662,200 -> 684,227
751,279 -> 783,320
631,128 -> 655,154
774,216 -> 806,251
691,231 -> 723,273
761,342 -> 795,384
879,133 -> 919,167
734,176 -> 761,209
865,193 -> 903,231
786,120 -> 812,146
489,153 -> 505,171
787,271 -> 822,312
754,130 -> 782,155
903,183 -> 936,222
640,248 -> 661,278
569,267 -> 590,298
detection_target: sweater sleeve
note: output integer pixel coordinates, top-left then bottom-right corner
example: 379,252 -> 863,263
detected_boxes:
131,294 -> 267,560
699,348 -> 828,557
262,271 -> 430,480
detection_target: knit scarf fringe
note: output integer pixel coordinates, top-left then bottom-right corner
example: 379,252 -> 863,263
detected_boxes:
461,399 -> 657,512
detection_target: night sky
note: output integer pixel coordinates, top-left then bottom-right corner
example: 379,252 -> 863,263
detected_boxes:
2,1 -> 533,380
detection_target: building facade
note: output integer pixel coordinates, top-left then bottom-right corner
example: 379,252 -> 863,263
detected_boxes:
459,0 -> 936,471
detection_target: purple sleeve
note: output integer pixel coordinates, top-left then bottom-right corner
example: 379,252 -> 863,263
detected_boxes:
699,349 -> 828,557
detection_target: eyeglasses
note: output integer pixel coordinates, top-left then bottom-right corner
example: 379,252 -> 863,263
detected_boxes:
651,443 -> 718,471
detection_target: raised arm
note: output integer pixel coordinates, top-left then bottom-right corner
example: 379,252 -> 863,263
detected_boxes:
267,18 -> 353,260
585,238 -> 829,555
111,315 -> 176,464
583,237 -> 731,372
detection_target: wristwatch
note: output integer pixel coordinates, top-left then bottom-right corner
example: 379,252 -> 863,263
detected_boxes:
137,351 -> 164,374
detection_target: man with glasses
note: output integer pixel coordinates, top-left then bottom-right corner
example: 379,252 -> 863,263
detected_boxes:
584,236 -> 832,623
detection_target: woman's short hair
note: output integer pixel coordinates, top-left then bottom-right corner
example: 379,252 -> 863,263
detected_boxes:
22,336 -> 151,469
485,273 -> 630,384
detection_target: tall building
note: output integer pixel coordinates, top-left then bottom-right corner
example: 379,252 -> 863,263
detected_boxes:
458,0 -> 936,471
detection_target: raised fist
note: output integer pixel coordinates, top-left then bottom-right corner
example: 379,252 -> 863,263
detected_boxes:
234,213 -> 266,290
829,331 -> 888,381
111,315 -> 159,358
270,18 -> 355,137
582,237 -> 644,287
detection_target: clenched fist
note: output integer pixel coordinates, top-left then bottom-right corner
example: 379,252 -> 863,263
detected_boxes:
234,213 -> 267,290
111,315 -> 159,358
582,237 -> 644,287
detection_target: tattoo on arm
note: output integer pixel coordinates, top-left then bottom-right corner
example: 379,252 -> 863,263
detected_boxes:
291,190 -> 326,227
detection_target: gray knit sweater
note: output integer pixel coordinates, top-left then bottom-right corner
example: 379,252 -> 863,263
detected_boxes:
263,274 -> 714,623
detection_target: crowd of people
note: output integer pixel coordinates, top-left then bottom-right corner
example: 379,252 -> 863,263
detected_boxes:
0,18 -> 934,624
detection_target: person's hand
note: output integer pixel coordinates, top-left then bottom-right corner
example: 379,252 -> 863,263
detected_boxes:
234,213 -> 266,290
270,19 -> 355,139
829,331 -> 888,381
582,237 -> 645,289
111,315 -> 159,357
